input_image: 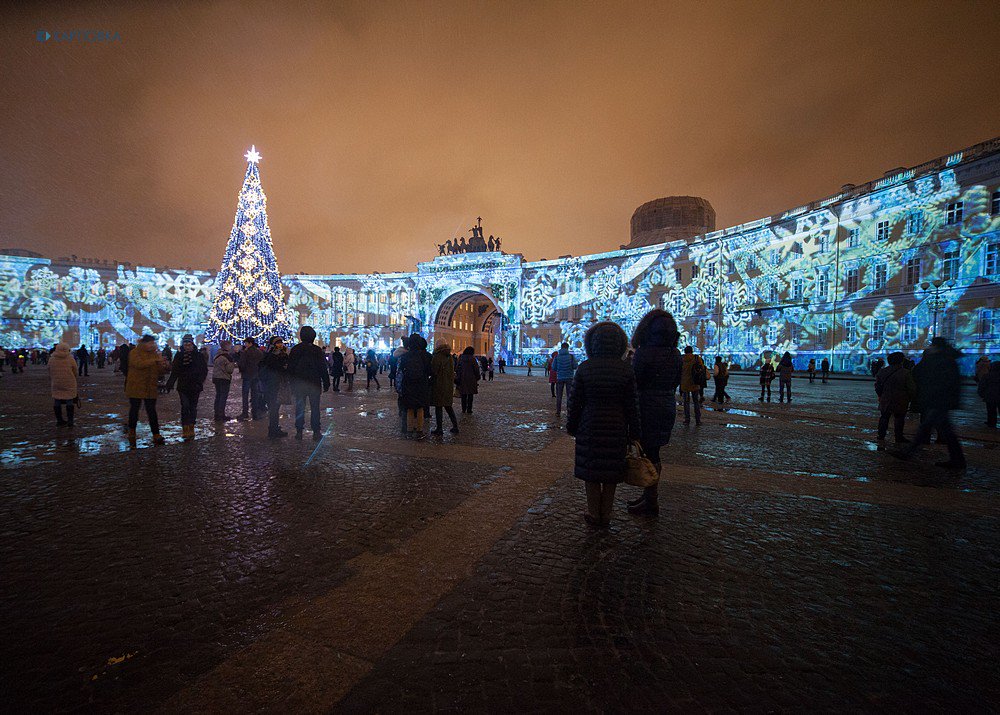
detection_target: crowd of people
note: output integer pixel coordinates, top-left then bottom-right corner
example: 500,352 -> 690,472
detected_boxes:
6,308 -> 995,528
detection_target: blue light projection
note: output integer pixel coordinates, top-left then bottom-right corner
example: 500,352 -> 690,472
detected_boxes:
2,138 -> 998,374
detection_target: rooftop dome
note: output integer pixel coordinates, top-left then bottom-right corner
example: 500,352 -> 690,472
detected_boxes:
626,196 -> 716,249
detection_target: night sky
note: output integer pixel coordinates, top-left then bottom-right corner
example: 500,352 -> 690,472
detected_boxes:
1,1 -> 997,275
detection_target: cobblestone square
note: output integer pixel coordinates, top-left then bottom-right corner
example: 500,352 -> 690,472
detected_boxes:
1,366 -> 998,712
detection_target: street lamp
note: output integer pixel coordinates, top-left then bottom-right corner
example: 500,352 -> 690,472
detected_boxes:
919,279 -> 955,341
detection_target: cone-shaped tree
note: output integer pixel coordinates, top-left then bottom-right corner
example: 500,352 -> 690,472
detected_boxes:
205,146 -> 292,344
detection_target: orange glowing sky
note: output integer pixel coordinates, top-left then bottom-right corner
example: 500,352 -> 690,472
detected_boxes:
1,0 -> 997,274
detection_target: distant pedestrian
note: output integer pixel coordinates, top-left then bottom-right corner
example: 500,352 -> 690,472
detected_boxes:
807,358 -> 816,384
874,351 -> 916,445
165,334 -> 209,442
329,345 -> 344,391
553,342 -> 578,418
893,337 -> 966,470
975,356 -> 991,385
287,326 -> 330,440
977,359 -> 1000,429
821,357 -> 830,383
343,347 -> 356,391
259,336 -> 290,439
547,350 -> 558,397
125,335 -> 169,448
711,355 -> 730,403
96,347 -> 107,369
365,348 -> 381,390
627,310 -> 682,517
527,358 -> 533,376
498,357 -> 506,374
75,344 -> 90,376
49,343 -> 78,428
430,342 -> 460,435
759,359 -> 775,401
680,346 -> 704,425
456,346 -> 481,414
487,357 -> 494,381
212,341 -> 236,421
566,322 -> 640,528
778,352 -> 794,403
398,333 -> 433,433
237,337 -> 264,419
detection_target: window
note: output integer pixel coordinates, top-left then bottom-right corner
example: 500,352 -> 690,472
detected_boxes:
728,259 -> 736,274
675,267 -> 683,284
691,265 -> 699,279
846,267 -> 860,293
940,309 -> 957,340
871,317 -> 885,342
707,292 -> 717,311
906,211 -> 924,235
791,277 -> 803,301
872,263 -> 887,293
673,293 -> 684,315
815,271 -> 829,301
769,249 -> 781,266
981,309 -> 1000,339
901,314 -> 918,343
904,257 -> 921,286
986,242 -> 1000,276
767,325 -> 778,344
769,283 -> 779,303
946,201 -> 963,225
708,263 -> 717,278
845,317 -> 858,342
992,190 -> 1000,215
942,249 -> 959,282
848,228 -> 860,248
876,220 -> 890,242
817,320 -> 828,346
819,233 -> 831,253
746,255 -> 758,271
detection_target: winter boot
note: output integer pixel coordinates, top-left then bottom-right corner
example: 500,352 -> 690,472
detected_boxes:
128,430 -> 137,449
152,433 -> 166,445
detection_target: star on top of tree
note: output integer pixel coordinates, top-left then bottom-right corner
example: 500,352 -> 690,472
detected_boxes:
244,145 -> 261,164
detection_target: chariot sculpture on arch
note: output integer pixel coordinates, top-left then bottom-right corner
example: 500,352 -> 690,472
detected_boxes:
438,217 -> 503,256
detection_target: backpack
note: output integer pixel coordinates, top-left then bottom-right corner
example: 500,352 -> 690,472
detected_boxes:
692,360 -> 707,386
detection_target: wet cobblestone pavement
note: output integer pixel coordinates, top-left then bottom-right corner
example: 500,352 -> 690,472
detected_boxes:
1,366 -> 998,712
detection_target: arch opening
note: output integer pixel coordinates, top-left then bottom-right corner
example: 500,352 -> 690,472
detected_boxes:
432,290 -> 501,357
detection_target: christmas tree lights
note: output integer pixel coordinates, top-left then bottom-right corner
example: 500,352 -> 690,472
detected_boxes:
205,146 -> 293,344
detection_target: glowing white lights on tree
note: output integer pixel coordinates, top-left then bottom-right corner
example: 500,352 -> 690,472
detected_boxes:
204,146 -> 292,344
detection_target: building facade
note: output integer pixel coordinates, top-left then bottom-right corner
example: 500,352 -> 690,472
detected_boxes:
2,137 -> 999,373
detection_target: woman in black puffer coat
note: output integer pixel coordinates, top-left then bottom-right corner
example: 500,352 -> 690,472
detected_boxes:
398,333 -> 433,433
566,322 -> 641,527
627,309 -> 682,516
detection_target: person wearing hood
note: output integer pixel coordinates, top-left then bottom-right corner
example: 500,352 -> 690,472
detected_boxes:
49,343 -> 78,427
237,337 -> 264,419
165,334 -> 209,442
398,333 -> 432,433
125,335 -> 170,448
329,345 -> 344,391
430,342 -> 460,435
343,347 -> 357,391
893,337 -> 965,469
287,325 -> 330,440
680,346 -> 704,426
259,335 -> 290,439
211,340 -> 237,421
874,351 -> 916,444
778,352 -> 794,403
455,346 -> 481,415
976,359 -> 1000,429
365,348 -> 381,390
566,322 -> 641,527
627,310 -> 682,516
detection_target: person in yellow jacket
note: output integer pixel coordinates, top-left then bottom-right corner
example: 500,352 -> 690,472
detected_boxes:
124,335 -> 170,448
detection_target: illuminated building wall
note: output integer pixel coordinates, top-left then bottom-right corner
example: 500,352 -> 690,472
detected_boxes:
2,137 -> 998,373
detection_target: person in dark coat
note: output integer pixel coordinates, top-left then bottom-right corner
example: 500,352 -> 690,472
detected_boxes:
821,357 -> 830,383
627,310 -> 682,517
287,326 -> 330,441
759,359 -> 775,401
777,351 -> 794,403
398,333 -> 433,433
75,344 -> 90,376
566,322 -> 641,528
329,345 -> 344,392
977,360 -> 1000,429
430,342 -> 460,434
874,351 -> 916,444
259,336 -> 290,439
455,346 -> 481,414
165,334 -> 209,441
237,337 -> 264,419
893,337 -> 965,469
365,348 -> 381,390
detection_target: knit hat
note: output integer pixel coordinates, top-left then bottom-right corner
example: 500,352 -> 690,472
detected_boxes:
181,334 -> 195,345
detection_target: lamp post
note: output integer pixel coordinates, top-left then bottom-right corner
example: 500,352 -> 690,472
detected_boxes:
920,279 -> 954,342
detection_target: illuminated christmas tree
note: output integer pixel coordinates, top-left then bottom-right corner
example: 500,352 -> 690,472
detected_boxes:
205,146 -> 292,344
